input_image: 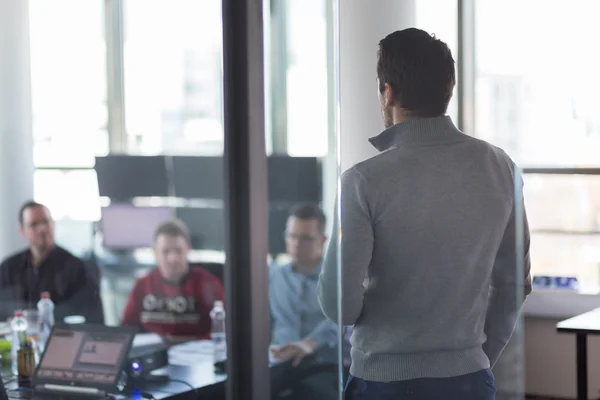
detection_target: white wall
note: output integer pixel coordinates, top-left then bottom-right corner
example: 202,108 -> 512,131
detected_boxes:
0,0 -> 35,258
339,0 -> 416,172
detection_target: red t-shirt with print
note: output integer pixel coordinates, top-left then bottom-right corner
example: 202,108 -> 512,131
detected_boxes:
121,266 -> 224,339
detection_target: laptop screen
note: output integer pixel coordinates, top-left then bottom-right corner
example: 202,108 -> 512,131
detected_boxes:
35,326 -> 134,387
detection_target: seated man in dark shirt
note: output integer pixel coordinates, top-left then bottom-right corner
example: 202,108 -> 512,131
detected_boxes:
0,201 -> 104,323
121,219 -> 224,340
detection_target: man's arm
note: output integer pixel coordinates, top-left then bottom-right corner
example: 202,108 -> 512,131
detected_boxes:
54,260 -> 104,323
305,318 -> 338,349
269,268 -> 301,344
318,167 -> 374,326
80,260 -> 105,324
483,190 -> 532,368
0,260 -> 20,320
204,273 -> 225,304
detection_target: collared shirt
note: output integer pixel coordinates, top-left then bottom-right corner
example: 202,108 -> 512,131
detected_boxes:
270,263 -> 337,351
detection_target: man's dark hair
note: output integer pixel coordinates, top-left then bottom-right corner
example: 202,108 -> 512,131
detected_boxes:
377,28 -> 455,117
289,203 -> 326,234
18,200 -> 48,225
154,219 -> 192,245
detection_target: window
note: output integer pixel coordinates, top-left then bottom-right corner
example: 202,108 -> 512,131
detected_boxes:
34,170 -> 101,221
476,0 -> 600,166
285,0 -> 328,156
29,0 -> 108,167
123,0 -> 224,155
28,0 -> 106,221
475,0 -> 600,288
524,173 -> 600,290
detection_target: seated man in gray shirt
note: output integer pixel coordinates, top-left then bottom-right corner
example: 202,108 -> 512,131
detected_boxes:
270,203 -> 337,399
319,28 -> 531,400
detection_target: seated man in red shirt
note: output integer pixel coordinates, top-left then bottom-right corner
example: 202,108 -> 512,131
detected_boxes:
121,219 -> 224,339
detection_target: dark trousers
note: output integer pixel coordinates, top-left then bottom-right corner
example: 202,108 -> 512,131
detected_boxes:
345,369 -> 496,400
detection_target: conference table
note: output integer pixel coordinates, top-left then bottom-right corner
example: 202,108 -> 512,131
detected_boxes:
2,337 -> 331,400
556,308 -> 600,400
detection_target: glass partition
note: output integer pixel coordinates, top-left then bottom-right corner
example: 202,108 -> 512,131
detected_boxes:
1,0 -> 229,398
474,1 -> 600,399
264,0 -> 344,399
1,0 -> 347,398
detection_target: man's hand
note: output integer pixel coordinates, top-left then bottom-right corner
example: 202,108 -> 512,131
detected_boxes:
271,339 -> 317,367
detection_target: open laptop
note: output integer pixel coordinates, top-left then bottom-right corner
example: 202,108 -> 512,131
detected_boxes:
26,324 -> 136,399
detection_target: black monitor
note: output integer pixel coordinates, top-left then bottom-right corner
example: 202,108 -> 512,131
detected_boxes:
170,156 -> 321,202
176,207 -> 225,251
268,204 -> 291,256
101,205 -> 173,250
268,156 -> 321,202
95,156 -> 170,199
171,156 -> 224,200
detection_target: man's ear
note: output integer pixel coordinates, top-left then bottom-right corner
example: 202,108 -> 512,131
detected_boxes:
383,82 -> 395,107
320,235 -> 328,246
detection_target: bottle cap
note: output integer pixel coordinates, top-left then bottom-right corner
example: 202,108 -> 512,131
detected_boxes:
41,292 -> 51,299
14,311 -> 24,317
214,300 -> 224,308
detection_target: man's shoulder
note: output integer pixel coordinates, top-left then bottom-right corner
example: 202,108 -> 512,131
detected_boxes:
343,146 -> 407,183
187,267 -> 223,305
189,266 -> 224,289
465,134 -> 514,159
132,269 -> 157,291
269,263 -> 292,281
348,134 -> 515,179
54,246 -> 85,264
0,249 -> 28,269
462,136 -> 518,177
144,268 -> 162,281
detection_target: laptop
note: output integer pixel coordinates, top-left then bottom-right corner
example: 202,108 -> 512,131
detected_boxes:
26,324 -> 136,399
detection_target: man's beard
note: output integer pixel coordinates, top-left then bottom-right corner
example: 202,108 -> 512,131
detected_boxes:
381,106 -> 393,128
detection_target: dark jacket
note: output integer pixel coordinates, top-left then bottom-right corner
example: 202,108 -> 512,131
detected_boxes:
0,378 -> 7,400
0,246 -> 104,323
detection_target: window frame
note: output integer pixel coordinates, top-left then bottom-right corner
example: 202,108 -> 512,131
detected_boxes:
460,1 -> 600,316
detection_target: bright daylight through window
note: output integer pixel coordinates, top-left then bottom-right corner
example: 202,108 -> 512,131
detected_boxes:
476,0 -> 600,290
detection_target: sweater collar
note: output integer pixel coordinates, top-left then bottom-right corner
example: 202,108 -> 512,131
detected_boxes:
368,116 -> 464,152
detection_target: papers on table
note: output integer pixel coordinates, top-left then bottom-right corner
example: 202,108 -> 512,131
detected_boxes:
167,341 -> 285,366
133,332 -> 164,347
168,340 -> 214,365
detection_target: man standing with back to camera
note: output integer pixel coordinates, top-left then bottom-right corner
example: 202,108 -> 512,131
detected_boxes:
318,28 -> 531,399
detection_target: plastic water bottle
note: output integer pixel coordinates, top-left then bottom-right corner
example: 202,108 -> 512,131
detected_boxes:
37,292 -> 55,349
11,311 -> 28,375
210,300 -> 227,363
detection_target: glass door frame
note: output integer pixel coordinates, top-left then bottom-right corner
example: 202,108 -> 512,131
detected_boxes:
222,0 -> 271,399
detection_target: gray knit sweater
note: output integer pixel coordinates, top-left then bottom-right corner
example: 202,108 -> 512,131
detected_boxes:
318,116 -> 531,382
